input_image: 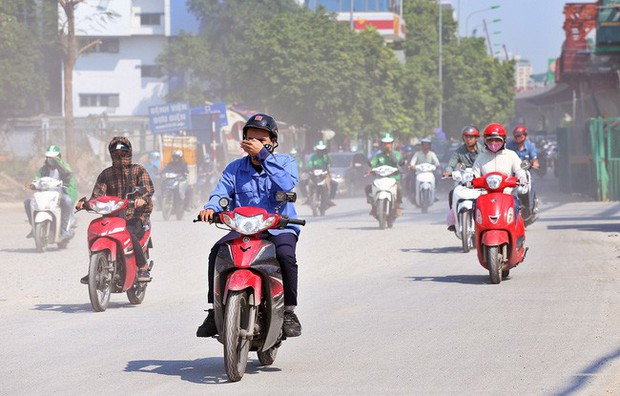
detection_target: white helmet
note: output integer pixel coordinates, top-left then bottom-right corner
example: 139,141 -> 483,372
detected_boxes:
172,150 -> 183,158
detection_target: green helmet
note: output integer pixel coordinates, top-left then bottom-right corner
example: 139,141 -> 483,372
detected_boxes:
314,140 -> 327,150
381,133 -> 394,143
45,145 -> 61,158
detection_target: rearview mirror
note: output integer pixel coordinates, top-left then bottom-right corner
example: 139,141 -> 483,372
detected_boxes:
521,160 -> 531,170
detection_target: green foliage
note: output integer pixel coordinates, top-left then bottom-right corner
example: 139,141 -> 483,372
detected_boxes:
0,2 -> 47,117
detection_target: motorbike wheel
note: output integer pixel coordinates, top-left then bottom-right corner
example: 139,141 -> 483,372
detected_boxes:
377,198 -> 387,230
223,290 -> 252,382
34,221 -> 50,253
460,211 -> 470,253
420,190 -> 430,213
175,198 -> 184,221
88,252 -> 112,312
486,246 -> 502,284
257,346 -> 279,366
162,191 -> 173,221
127,282 -> 147,304
310,191 -> 319,217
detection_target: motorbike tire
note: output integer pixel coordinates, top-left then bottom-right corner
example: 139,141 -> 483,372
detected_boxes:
486,246 -> 502,284
34,221 -> 50,253
88,252 -> 112,312
420,190 -> 430,213
175,199 -> 184,221
162,191 -> 173,221
127,282 -> 147,304
224,290 -> 252,382
377,198 -> 387,230
310,190 -> 319,217
460,211 -> 470,253
257,346 -> 279,366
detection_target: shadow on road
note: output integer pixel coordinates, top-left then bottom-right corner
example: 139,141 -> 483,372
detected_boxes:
33,302 -> 138,314
553,347 -> 620,395
406,275 -> 490,285
0,247 -> 45,254
401,246 -> 464,254
124,357 -> 281,384
546,223 -> 620,233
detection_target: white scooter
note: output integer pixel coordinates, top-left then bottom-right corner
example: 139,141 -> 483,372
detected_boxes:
414,163 -> 437,213
517,160 -> 539,227
370,165 -> 399,229
29,177 -> 75,252
449,167 -> 482,253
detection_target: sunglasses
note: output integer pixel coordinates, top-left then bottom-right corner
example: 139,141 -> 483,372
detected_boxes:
513,134 -> 524,138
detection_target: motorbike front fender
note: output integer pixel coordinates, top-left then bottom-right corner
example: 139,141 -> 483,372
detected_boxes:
457,200 -> 474,212
90,237 -> 118,260
34,211 -> 53,224
224,269 -> 262,306
481,230 -> 510,247
375,190 -> 393,201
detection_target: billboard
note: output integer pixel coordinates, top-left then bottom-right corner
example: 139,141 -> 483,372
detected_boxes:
148,102 -> 192,134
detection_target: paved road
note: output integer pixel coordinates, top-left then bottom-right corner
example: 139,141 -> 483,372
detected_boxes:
1,177 -> 618,395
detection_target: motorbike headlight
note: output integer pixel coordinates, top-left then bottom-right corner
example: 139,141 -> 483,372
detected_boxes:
92,199 -> 125,215
463,173 -> 474,182
485,174 -> 503,190
222,213 -> 277,235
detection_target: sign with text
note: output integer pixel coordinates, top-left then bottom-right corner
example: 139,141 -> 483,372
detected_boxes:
148,102 -> 192,134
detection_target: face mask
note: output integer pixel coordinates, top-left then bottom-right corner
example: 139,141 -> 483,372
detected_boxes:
46,158 -> 57,168
111,151 -> 129,161
487,141 -> 503,153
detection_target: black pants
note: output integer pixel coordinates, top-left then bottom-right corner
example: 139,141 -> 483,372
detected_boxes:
208,232 -> 299,306
126,218 -> 147,268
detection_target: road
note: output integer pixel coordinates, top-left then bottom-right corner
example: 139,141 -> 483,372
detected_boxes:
1,177 -> 618,395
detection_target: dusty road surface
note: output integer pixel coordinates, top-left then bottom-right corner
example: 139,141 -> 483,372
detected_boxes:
1,177 -> 618,395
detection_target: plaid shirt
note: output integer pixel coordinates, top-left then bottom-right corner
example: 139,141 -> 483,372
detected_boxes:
89,161 -> 154,223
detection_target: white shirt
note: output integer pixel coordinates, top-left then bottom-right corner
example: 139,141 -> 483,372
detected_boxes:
410,151 -> 440,168
472,149 -> 526,183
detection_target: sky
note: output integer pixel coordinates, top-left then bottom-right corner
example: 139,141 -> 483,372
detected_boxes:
452,0 -> 569,74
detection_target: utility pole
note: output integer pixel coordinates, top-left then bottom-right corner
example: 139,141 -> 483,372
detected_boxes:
483,18 -> 493,56
438,0 -> 443,133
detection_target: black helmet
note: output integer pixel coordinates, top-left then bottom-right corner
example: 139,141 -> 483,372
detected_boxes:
242,113 -> 279,142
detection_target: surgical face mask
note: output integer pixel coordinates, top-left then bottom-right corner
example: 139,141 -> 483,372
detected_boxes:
46,158 -> 57,168
486,141 -> 504,153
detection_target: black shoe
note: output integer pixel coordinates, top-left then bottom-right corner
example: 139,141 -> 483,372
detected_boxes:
197,309 -> 218,337
447,225 -> 456,232
282,311 -> 302,337
80,275 -> 89,285
26,230 -> 33,239
137,268 -> 151,282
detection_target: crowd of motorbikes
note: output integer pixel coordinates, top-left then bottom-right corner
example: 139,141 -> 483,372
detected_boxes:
23,138 -> 546,382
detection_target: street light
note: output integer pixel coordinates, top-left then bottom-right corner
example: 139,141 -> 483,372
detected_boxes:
472,18 -> 501,37
438,0 -> 443,132
465,5 -> 500,38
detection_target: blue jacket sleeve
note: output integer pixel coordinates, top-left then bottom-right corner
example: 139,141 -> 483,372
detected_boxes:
256,148 -> 298,192
204,162 -> 236,211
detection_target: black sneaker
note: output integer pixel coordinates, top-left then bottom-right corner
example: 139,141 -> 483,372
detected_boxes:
282,311 -> 302,337
80,275 -> 89,285
197,309 -> 218,337
26,230 -> 33,239
137,268 -> 151,282
447,225 -> 456,232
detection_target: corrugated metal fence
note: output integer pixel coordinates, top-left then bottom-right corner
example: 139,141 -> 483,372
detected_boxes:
589,116 -> 620,201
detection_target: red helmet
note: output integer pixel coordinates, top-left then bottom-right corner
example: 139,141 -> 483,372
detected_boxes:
513,125 -> 527,136
483,123 -> 507,141
461,125 -> 480,137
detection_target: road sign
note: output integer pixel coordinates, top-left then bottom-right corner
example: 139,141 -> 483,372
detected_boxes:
148,102 -> 192,134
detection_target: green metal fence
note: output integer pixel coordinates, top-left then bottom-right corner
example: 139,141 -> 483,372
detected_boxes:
588,116 -> 620,201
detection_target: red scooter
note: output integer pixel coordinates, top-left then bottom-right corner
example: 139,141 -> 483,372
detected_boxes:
195,192 -> 305,382
78,189 -> 153,312
472,172 -> 528,284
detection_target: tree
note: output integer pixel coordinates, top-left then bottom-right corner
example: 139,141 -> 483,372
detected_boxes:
0,1 -> 47,117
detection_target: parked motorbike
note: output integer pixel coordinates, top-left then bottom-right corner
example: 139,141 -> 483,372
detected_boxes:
29,177 -> 75,252
449,167 -> 482,253
517,160 -> 539,227
414,163 -> 437,213
161,172 -> 188,221
306,169 -> 329,216
77,188 -> 153,312
194,192 -> 305,382
369,165 -> 399,229
472,172 -> 528,284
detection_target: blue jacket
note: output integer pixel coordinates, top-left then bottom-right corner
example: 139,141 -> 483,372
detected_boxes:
204,147 -> 300,235
506,139 -> 538,161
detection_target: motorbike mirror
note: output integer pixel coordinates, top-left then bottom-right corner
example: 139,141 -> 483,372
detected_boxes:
521,160 -> 531,170
218,197 -> 230,209
130,186 -> 146,195
275,191 -> 297,203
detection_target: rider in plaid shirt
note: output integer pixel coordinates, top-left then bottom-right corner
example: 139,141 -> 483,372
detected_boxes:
76,136 -> 154,283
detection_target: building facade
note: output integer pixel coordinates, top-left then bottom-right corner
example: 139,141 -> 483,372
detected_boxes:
514,58 -> 533,92
66,0 -> 198,117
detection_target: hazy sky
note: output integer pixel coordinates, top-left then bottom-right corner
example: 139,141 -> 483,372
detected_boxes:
453,0 -> 568,74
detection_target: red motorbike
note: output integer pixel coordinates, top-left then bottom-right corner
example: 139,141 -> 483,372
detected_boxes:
78,190 -> 153,312
472,172 -> 528,284
195,192 -> 305,382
